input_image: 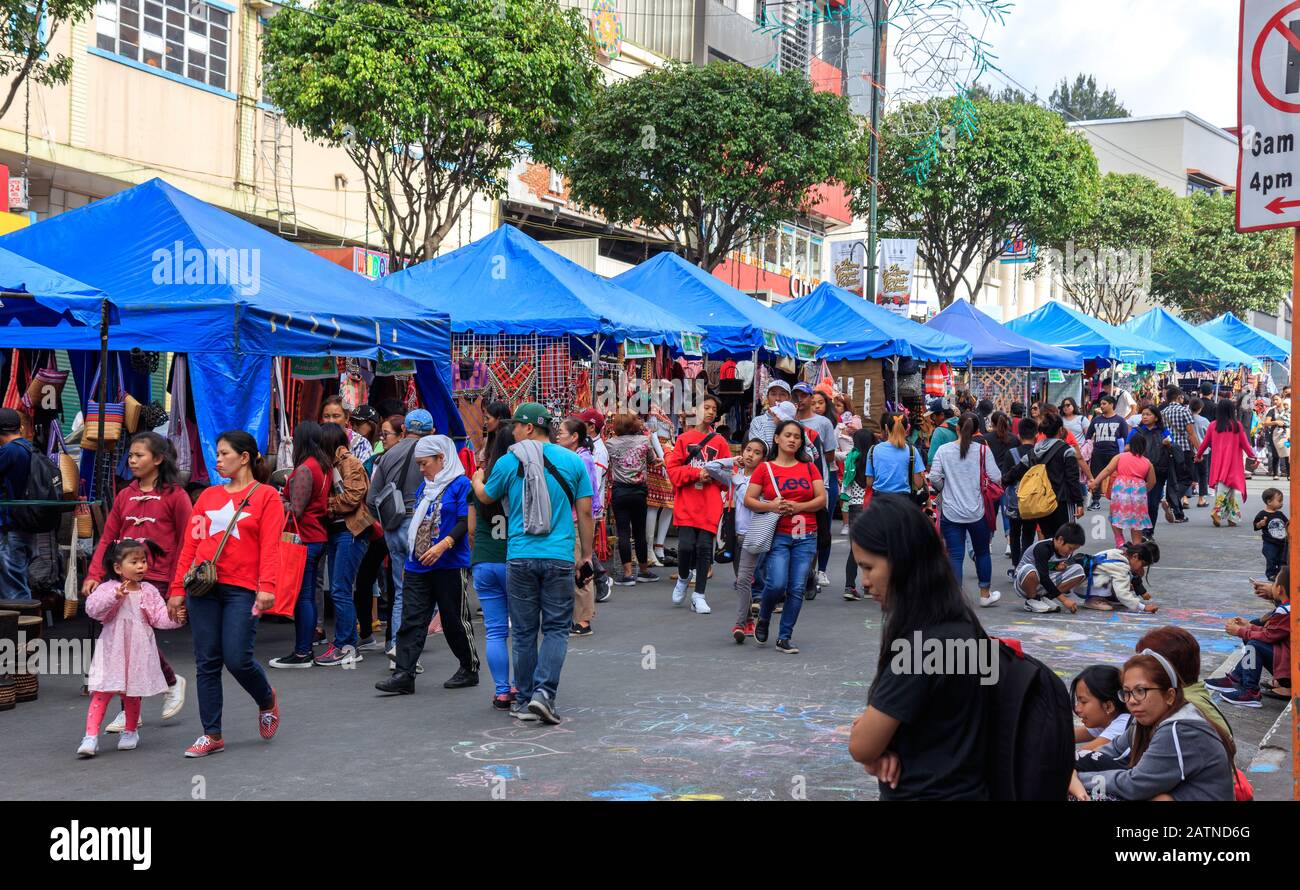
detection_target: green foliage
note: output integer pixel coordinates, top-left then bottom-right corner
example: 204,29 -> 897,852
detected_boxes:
261,0 -> 600,264
1037,173 -> 1183,325
0,0 -> 98,118
564,61 -> 870,271
871,97 -> 1100,307
1151,191 -> 1292,323
1048,73 -> 1129,121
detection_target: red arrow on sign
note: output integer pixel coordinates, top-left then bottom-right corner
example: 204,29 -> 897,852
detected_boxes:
1266,195 -> 1300,214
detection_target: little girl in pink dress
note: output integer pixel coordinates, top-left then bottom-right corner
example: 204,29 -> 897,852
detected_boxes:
78,539 -> 186,758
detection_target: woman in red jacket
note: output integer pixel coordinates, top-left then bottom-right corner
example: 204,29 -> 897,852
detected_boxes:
1194,399 -> 1258,528
84,431 -> 192,728
665,394 -> 727,615
169,430 -> 284,758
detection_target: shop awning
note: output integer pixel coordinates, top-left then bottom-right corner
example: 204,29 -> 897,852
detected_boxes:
1004,301 -> 1175,366
1121,307 -> 1257,372
773,282 -> 972,363
1199,312 -> 1290,362
613,251 -> 822,359
925,299 -> 1082,369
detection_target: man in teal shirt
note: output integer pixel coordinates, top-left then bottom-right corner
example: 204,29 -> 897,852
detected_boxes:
473,403 -> 593,725
926,398 -> 959,465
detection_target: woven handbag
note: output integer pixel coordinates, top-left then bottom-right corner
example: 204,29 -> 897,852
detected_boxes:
742,463 -> 782,555
83,357 -> 125,451
48,420 -> 78,498
23,352 -> 67,412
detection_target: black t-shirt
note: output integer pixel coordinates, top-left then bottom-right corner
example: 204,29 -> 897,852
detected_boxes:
1086,414 -> 1129,457
1255,509 -> 1289,544
867,618 -> 990,800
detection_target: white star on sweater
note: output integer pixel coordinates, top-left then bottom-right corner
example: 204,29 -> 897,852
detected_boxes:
205,500 -> 251,540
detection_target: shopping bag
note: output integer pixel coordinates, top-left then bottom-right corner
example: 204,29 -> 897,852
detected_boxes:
268,519 -> 307,618
83,356 -> 125,451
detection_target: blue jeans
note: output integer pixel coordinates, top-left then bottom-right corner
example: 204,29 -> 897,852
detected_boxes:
326,528 -> 365,648
759,532 -> 817,641
291,541 -> 326,655
1235,640 -> 1275,692
507,558 -> 575,705
941,515 -> 992,590
473,563 -> 512,696
0,528 -> 33,599
187,583 -> 274,735
385,517 -> 412,645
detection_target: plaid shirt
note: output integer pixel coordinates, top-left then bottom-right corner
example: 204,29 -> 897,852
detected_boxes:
1161,402 -> 1195,451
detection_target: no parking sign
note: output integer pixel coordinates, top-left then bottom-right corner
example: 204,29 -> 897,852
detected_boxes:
1237,0 -> 1300,230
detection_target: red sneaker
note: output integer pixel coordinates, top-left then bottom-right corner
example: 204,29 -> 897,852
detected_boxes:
731,624 -> 746,644
184,735 -> 225,758
259,689 -> 280,740
744,619 -> 756,637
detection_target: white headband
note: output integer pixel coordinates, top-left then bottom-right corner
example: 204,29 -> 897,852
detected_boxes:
1139,648 -> 1182,689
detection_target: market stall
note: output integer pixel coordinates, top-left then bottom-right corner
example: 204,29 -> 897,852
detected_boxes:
1199,312 -> 1291,363
613,251 -> 823,434
1122,307 -> 1257,372
773,282 -> 972,434
381,225 -> 705,448
0,178 -> 460,488
925,299 -> 1082,411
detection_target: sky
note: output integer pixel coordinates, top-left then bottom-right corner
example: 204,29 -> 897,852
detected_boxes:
956,0 -> 1239,126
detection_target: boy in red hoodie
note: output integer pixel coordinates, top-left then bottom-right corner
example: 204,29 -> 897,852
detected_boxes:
665,394 -> 727,614
1207,567 -> 1291,707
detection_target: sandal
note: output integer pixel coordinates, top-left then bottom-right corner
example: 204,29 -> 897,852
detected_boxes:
1211,510 -> 1221,527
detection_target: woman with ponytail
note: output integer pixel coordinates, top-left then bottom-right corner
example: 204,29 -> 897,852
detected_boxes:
928,413 -> 1003,608
170,430 -> 284,759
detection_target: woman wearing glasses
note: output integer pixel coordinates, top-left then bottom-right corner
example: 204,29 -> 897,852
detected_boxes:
1070,649 -> 1235,801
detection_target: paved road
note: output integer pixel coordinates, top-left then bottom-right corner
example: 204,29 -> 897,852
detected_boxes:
4,477 -> 1289,800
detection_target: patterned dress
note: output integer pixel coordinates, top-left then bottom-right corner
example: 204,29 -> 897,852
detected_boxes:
1108,452 -> 1152,530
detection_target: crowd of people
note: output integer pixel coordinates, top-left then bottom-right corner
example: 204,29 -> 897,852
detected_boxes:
0,368 -> 1287,799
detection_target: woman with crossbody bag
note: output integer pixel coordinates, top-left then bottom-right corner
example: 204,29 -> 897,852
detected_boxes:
928,413 -> 1003,608
169,430 -> 285,759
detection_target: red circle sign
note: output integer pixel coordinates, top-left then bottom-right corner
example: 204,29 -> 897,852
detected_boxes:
1253,0 -> 1300,113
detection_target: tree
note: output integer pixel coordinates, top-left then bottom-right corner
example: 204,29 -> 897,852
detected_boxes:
1035,173 -> 1183,326
1048,73 -> 1129,121
967,82 -> 1034,105
564,62 -> 870,271
261,0 -> 600,266
872,97 -> 1101,308
1150,191 -> 1292,323
0,0 -> 98,119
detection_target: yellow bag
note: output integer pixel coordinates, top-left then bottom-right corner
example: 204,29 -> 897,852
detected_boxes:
1017,443 -> 1064,520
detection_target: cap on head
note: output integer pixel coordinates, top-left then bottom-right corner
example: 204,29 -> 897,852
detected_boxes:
404,409 -> 434,434
0,407 -> 20,434
513,402 -> 552,427
792,382 -> 814,396
578,408 -> 605,431
766,380 -> 791,395
927,397 -> 951,416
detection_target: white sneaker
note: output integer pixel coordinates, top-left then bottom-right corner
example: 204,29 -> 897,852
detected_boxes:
388,659 -> 425,674
117,730 -> 140,751
979,591 -> 1002,608
690,593 -> 712,614
161,675 -> 186,721
672,579 -> 690,605
816,571 -> 830,588
649,552 -> 663,567
840,525 -> 850,535
1004,544 -> 1012,557
105,710 -> 128,733
1023,598 -> 1057,613
385,646 -> 396,659
76,735 -> 98,758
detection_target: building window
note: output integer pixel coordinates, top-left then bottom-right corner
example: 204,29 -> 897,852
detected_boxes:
95,0 -> 229,91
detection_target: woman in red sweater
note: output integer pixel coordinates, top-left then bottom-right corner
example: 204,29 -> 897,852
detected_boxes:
85,432 -> 192,727
665,394 -> 728,615
169,430 -> 284,758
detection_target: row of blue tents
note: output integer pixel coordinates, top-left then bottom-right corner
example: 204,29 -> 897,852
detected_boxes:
0,177 -> 1291,474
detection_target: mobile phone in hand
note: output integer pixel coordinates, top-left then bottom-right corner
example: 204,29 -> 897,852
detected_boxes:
577,563 -> 595,585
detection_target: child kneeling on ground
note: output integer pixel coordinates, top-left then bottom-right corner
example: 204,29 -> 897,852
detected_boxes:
1079,541 -> 1160,613
1013,521 -> 1086,614
1206,566 -> 1291,708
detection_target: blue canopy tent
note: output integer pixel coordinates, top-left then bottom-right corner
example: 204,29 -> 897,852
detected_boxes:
1004,301 -> 1175,366
1199,312 -> 1290,363
0,246 -> 117,328
612,251 -> 822,359
773,282 -> 972,363
1121,307 -> 1257,372
382,225 -> 705,356
925,299 -> 1082,369
0,177 -> 461,477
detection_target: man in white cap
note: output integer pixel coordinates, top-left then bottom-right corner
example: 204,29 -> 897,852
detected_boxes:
746,379 -> 792,448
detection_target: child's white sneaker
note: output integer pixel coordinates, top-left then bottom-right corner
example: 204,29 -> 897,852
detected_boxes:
690,593 -> 712,614
105,710 -> 139,733
672,578 -> 689,604
76,735 -> 98,758
117,730 -> 140,751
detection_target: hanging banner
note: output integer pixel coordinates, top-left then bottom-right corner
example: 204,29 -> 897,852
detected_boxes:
761,330 -> 778,352
376,358 -> 416,376
830,239 -> 866,296
289,356 -> 338,380
623,340 -> 654,360
796,342 -> 819,362
680,332 -> 703,357
876,238 -> 918,317
998,234 -> 1037,264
